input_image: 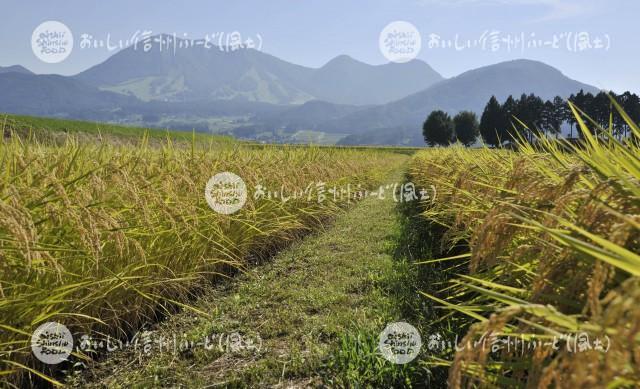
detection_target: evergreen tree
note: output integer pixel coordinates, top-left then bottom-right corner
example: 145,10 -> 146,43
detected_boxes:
513,94 -> 544,141
478,90 -> 640,143
541,100 -> 556,135
566,93 -> 578,138
552,96 -> 567,137
480,96 -> 503,147
592,92 -> 611,129
528,94 -> 546,134
572,90 -> 590,138
622,92 -> 640,138
501,95 -> 518,142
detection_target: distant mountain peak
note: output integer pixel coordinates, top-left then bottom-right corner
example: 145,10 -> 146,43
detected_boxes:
323,58 -> 599,144
321,54 -> 364,68
460,58 -> 562,76
0,65 -> 33,75
75,41 -> 444,106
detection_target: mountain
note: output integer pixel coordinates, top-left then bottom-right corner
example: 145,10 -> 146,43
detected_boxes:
75,36 -> 443,106
321,59 -> 600,138
0,65 -> 33,75
0,70 -> 290,126
255,100 -> 368,130
75,39 -> 313,105
303,55 -> 442,105
337,125 -> 423,146
0,72 -> 135,118
0,54 -> 601,146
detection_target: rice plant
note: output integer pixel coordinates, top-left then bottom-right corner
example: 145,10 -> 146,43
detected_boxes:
408,98 -> 639,388
0,130 -> 406,386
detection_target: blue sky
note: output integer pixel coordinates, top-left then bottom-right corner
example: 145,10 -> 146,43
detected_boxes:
2,0 -> 637,92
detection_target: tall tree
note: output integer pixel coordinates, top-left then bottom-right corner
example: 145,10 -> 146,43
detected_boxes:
501,95 -> 518,142
622,92 -> 640,138
423,110 -> 454,147
609,92 -> 626,138
541,100 -> 557,135
592,92 -> 611,130
480,96 -> 503,147
514,94 -> 544,142
571,90 -> 591,138
453,111 -> 479,146
552,96 -> 568,138
541,99 -> 564,138
566,93 -> 578,138
528,94 -> 546,131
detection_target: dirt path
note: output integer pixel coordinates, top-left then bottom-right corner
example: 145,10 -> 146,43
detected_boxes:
73,168 -> 428,388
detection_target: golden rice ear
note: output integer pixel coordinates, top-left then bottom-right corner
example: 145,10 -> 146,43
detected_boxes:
408,101 -> 639,387
1,125 -> 406,385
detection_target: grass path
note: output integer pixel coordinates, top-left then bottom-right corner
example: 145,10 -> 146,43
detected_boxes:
75,166 -> 429,388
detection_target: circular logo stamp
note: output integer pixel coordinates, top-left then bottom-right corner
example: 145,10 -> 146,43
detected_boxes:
379,21 -> 422,63
31,321 -> 74,365
378,321 -> 422,364
31,21 -> 74,63
205,172 -> 247,215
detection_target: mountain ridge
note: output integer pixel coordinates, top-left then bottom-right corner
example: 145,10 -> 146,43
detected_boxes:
0,65 -> 33,75
0,45 -> 601,146
74,35 -> 444,106
319,59 -> 600,138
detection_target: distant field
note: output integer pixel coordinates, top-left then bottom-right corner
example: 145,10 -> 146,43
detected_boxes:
0,113 -> 424,152
0,113 -> 235,145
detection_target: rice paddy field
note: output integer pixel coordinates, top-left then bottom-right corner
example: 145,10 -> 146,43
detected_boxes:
1,100 -> 639,388
0,116 -> 407,386
406,102 -> 640,387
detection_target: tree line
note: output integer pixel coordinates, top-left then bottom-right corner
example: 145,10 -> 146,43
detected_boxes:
422,90 -> 640,147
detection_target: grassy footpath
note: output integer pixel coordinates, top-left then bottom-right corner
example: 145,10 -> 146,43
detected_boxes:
71,167 -> 431,388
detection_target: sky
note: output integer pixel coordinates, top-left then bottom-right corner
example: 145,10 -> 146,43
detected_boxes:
1,0 -> 636,93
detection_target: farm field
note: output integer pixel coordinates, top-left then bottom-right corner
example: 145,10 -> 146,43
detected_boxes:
406,123 -> 640,387
1,105 -> 639,388
4,1 -> 639,387
0,115 -> 409,386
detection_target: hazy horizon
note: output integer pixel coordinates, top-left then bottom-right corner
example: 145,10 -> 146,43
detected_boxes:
2,0 -> 638,93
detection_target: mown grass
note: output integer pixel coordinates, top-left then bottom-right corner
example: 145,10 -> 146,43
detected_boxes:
406,99 -> 640,387
0,118 -> 407,386
73,176 -> 427,388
